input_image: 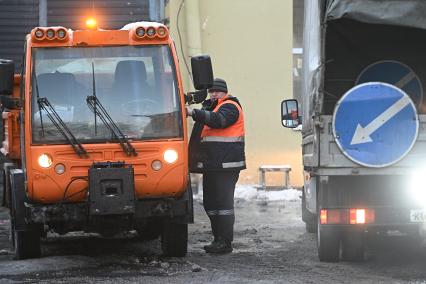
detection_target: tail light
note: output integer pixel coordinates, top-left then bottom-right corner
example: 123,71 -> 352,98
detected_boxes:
320,208 -> 375,225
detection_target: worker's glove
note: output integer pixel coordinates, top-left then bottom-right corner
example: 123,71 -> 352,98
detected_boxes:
185,106 -> 194,118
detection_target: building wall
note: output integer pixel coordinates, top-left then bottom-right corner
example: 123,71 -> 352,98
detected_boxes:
166,0 -> 303,186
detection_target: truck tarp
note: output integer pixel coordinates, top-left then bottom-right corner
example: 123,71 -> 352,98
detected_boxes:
326,0 -> 426,30
302,0 -> 426,132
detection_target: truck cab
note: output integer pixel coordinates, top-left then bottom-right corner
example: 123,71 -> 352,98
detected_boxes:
0,21 -> 213,259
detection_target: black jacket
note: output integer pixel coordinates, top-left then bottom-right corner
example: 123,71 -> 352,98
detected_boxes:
188,96 -> 246,173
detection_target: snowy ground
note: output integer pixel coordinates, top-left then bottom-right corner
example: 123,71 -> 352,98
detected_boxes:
194,184 -> 302,202
2,186 -> 426,283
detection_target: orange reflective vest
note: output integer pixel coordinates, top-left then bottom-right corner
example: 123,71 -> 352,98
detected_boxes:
200,98 -> 245,142
191,96 -> 246,171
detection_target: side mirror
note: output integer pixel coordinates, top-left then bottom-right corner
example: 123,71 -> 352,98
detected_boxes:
281,99 -> 300,128
185,89 -> 207,105
191,55 -> 213,90
0,59 -> 14,96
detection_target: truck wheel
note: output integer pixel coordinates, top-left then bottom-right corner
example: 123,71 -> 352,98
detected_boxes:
317,223 -> 340,262
161,221 -> 188,257
136,218 -> 163,241
3,163 -> 16,208
305,222 -> 317,233
302,188 -> 317,233
12,227 -> 41,260
9,170 -> 41,260
341,231 -> 364,262
10,210 -> 41,260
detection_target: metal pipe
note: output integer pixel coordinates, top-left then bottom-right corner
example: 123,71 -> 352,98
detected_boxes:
39,0 -> 47,26
149,0 -> 158,21
185,0 -> 202,56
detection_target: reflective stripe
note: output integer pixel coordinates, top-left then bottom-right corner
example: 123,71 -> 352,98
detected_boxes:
201,136 -> 245,142
222,161 -> 246,168
207,210 -> 218,216
207,209 -> 235,216
218,209 -> 234,215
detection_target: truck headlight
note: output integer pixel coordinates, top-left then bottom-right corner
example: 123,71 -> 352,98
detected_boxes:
38,153 -> 53,168
163,149 -> 178,164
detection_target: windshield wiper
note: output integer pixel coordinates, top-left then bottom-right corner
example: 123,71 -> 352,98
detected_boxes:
91,62 -> 98,135
87,63 -> 137,157
37,97 -> 88,158
33,69 -> 45,137
86,95 -> 137,157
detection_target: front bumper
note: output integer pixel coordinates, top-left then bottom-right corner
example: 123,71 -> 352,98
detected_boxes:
28,196 -> 192,226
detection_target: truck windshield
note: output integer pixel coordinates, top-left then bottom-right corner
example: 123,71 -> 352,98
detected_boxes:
31,45 -> 182,144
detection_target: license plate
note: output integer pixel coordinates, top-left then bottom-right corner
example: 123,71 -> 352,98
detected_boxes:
410,209 -> 426,222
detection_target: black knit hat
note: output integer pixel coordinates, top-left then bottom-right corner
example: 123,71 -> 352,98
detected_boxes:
208,78 -> 228,93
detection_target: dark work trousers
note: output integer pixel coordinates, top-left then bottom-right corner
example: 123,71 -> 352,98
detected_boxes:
203,170 -> 240,244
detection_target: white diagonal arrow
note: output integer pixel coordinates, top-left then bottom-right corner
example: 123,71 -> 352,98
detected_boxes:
350,96 -> 411,145
395,71 -> 415,89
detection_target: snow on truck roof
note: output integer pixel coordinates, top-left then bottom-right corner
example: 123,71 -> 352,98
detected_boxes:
121,22 -> 165,30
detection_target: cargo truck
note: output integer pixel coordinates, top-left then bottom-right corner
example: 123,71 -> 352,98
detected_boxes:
0,21 -> 213,259
282,0 -> 426,262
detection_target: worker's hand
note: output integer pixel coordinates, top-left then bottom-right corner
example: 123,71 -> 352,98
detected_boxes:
186,106 -> 193,118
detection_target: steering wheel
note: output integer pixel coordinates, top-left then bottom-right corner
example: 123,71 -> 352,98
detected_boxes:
120,99 -> 160,116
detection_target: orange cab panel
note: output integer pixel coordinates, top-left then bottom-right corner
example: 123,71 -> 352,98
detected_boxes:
28,141 -> 187,203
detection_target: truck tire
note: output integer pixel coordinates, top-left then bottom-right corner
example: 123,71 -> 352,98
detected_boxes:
161,221 -> 188,257
10,200 -> 41,260
9,169 -> 41,259
12,228 -> 41,260
3,163 -> 16,208
305,222 -> 317,233
302,188 -> 317,233
341,231 -> 364,262
317,223 -> 340,262
136,218 -> 163,241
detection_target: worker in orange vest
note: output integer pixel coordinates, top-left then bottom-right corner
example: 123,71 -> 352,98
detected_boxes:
187,78 -> 246,253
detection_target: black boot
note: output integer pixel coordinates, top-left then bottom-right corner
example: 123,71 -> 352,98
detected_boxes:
203,216 -> 220,251
204,239 -> 233,254
203,239 -> 219,251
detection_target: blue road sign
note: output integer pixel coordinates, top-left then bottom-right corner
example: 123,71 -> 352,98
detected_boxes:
333,82 -> 419,167
356,60 -> 423,106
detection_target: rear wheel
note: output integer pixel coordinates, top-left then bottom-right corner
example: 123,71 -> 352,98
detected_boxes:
317,223 -> 340,262
161,221 -> 188,257
341,231 -> 364,262
305,222 -> 317,233
302,188 -> 317,233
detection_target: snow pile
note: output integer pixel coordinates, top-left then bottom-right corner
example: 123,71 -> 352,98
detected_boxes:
194,184 -> 301,202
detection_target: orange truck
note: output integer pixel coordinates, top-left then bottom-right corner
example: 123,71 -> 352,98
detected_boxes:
0,21 -> 213,259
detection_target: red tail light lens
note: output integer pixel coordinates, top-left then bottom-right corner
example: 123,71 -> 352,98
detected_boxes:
321,208 -> 375,225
